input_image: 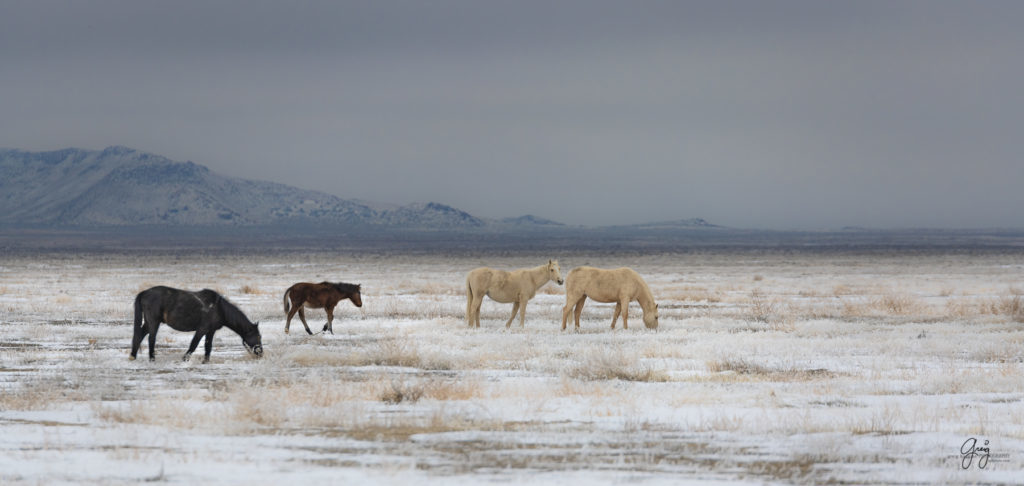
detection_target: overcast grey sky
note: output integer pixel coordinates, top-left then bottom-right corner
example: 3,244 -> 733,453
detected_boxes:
2,1 -> 1022,229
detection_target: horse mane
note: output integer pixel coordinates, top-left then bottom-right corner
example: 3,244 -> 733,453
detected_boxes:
214,292 -> 257,332
330,282 -> 361,294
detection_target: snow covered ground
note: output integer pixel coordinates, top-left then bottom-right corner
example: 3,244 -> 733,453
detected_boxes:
1,249 -> 1022,484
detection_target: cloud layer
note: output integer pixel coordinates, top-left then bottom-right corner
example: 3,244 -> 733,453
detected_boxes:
2,1 -> 1022,228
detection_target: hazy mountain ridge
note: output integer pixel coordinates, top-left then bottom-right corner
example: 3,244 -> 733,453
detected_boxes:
5,147 -> 1024,252
627,218 -> 719,229
375,202 -> 485,228
0,147 -> 506,229
500,214 -> 565,226
0,146 -> 143,222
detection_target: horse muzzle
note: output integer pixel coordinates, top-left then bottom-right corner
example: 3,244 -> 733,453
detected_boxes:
245,343 -> 263,357
557,279 -> 564,285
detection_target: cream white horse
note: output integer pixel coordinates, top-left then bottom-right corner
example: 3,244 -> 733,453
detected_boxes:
466,260 -> 563,328
561,266 -> 659,330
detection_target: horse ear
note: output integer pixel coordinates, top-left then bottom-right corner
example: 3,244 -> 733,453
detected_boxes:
254,322 -> 260,327
549,259 -> 553,264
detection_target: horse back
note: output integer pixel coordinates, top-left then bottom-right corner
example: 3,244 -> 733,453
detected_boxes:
467,267 -> 512,290
136,286 -> 184,314
137,286 -> 218,332
194,288 -> 221,303
287,282 -> 320,298
287,282 -> 335,308
568,267 -> 643,301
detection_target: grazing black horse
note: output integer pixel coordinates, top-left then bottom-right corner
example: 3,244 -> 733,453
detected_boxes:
132,286 -> 263,363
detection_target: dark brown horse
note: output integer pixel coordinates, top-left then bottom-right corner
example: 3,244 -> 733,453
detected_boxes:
283,282 -> 362,334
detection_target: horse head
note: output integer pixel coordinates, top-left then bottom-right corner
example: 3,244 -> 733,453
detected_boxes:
351,285 -> 363,307
242,323 -> 264,357
548,259 -> 564,285
643,304 -> 659,330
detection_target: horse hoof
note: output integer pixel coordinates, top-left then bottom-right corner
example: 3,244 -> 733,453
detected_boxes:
149,357 -> 156,362
129,355 -> 136,361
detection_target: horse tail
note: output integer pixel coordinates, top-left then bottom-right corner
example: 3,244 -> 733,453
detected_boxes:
133,292 -> 144,328
465,277 -> 474,323
283,287 -> 291,314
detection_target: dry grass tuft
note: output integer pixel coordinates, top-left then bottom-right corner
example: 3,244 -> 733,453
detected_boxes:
425,379 -> 482,401
662,286 -> 723,303
747,290 -> 791,324
838,299 -> 870,318
945,298 -> 982,319
832,284 -> 853,297
873,293 -> 921,315
281,347 -> 352,367
707,359 -> 835,382
0,383 -> 72,411
370,335 -> 422,368
849,406 -> 902,435
707,358 -> 773,375
342,411 -> 507,442
230,389 -> 288,428
379,377 -> 483,404
94,399 -> 236,430
986,295 -> 1024,322
569,348 -> 669,382
380,379 -> 426,404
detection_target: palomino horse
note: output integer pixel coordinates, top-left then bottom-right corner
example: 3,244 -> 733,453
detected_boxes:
283,282 -> 362,335
132,286 -> 263,363
466,260 -> 563,328
561,267 -> 659,331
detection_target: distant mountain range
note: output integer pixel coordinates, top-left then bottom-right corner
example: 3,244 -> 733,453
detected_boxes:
0,146 -> 718,232
0,146 -> 482,229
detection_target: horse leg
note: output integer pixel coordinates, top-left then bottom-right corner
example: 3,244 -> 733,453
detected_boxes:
518,299 -> 528,328
573,296 -> 587,330
561,298 -> 575,331
561,294 -> 583,331
298,308 -> 313,335
504,301 -> 520,329
285,304 -> 299,334
471,294 -> 486,328
202,331 -> 215,363
611,302 -> 622,329
184,331 -> 204,362
145,312 -> 160,362
465,284 -> 474,327
130,320 -> 149,360
619,299 -> 630,330
324,306 -> 335,334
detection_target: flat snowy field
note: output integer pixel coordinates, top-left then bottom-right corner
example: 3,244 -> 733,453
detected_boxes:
1,249 -> 1022,484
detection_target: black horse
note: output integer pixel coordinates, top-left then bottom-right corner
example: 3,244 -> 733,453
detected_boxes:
132,286 -> 263,363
